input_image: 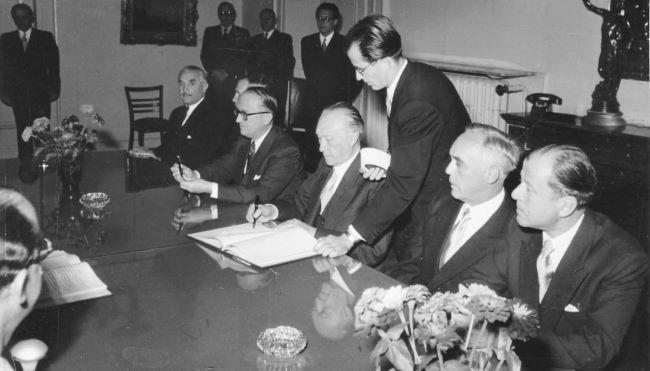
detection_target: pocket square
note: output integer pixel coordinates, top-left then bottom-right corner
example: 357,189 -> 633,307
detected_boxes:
253,174 -> 262,181
564,303 -> 580,312
185,134 -> 192,139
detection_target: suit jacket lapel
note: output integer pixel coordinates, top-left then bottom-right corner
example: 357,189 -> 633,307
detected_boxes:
540,213 -> 593,328
243,126 -> 278,183
419,195 -> 459,284
432,199 -> 510,289
180,100 -> 205,134
321,155 -> 362,225
303,166 -> 331,225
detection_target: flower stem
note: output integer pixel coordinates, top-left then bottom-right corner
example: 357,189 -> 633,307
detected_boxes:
464,314 -> 475,351
469,320 -> 488,369
437,345 -> 445,371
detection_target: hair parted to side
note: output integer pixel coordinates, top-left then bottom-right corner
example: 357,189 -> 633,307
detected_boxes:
242,86 -> 278,119
464,123 -> 522,174
321,101 -> 364,137
0,187 -> 43,289
346,15 -> 402,62
315,2 -> 341,21
178,65 -> 208,82
531,144 -> 597,208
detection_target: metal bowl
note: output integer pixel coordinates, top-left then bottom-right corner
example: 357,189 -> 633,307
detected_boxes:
256,326 -> 307,358
79,192 -> 110,210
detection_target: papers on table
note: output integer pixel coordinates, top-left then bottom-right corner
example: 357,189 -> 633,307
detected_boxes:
188,223 -> 318,268
37,250 -> 112,308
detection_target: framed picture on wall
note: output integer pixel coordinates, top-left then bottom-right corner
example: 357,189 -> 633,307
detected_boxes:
120,0 -> 198,46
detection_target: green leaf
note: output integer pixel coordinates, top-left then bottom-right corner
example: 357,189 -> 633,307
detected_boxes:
386,340 -> 414,371
370,338 -> 390,361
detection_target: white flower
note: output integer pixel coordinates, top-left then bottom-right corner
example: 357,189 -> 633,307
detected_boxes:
458,283 -> 498,298
21,127 -> 33,142
80,104 -> 95,114
381,286 -> 407,310
32,117 -> 50,131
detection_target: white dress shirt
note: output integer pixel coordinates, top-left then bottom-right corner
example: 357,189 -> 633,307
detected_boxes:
320,32 -> 333,48
540,213 -> 585,280
264,29 -> 275,39
182,98 -> 203,126
385,59 -> 408,116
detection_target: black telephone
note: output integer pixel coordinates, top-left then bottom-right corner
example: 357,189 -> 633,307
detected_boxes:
526,93 -> 562,116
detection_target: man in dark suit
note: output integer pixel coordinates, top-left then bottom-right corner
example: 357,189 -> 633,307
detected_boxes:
248,8 -> 294,116
391,124 -> 521,289
142,66 -> 237,169
200,2 -> 250,111
314,15 -> 470,267
475,145 -> 648,370
247,102 -> 389,266
0,3 -> 60,158
172,87 -> 304,204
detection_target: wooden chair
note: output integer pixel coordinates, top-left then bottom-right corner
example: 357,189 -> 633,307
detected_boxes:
125,85 -> 169,149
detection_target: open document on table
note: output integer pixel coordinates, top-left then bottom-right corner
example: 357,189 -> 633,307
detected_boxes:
37,250 -> 112,308
188,223 -> 319,268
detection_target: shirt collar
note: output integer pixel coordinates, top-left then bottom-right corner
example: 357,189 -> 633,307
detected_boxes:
331,149 -> 360,178
265,29 -> 275,38
221,25 -> 232,34
186,97 -> 203,112
19,28 -> 32,40
386,59 -> 408,104
253,126 -> 273,151
465,189 -> 505,219
320,32 -> 334,45
542,213 -> 585,260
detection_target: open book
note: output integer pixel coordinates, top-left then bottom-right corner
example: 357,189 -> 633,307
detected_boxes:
37,250 -> 112,308
188,223 -> 318,268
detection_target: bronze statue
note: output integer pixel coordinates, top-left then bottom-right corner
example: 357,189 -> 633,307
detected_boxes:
582,0 -> 632,127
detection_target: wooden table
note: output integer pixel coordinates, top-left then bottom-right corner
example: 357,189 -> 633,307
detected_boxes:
2,151 -> 399,370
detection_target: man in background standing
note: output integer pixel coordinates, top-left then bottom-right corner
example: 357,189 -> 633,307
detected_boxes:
248,8 -> 294,121
200,1 -> 249,112
1,3 -> 60,159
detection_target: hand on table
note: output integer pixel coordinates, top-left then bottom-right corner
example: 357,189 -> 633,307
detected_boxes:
360,165 -> 386,181
313,234 -> 353,257
245,203 -> 276,224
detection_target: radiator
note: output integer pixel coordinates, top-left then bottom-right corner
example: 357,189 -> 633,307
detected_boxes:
445,73 -> 507,131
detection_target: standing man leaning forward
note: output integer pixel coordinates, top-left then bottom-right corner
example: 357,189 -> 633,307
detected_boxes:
314,15 -> 470,266
475,145 -> 648,370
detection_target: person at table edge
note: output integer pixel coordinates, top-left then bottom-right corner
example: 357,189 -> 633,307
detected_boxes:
172,86 -> 305,204
471,145 -> 648,370
389,124 -> 521,289
247,102 -> 390,267
314,15 -> 470,264
152,65 -> 238,169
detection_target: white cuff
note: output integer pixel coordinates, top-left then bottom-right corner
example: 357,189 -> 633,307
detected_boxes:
210,183 -> 219,198
347,225 -> 364,242
210,204 -> 219,219
267,204 -> 279,220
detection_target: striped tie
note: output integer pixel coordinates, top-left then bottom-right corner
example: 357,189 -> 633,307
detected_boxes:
537,239 -> 555,301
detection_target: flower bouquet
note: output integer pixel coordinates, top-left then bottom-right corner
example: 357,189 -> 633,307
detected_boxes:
21,104 -> 106,163
354,284 -> 538,371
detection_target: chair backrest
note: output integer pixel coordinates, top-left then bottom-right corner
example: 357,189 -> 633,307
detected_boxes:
283,77 -> 307,132
124,85 -> 164,123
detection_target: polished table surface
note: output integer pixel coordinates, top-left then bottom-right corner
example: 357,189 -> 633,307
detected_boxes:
1,151 -> 399,370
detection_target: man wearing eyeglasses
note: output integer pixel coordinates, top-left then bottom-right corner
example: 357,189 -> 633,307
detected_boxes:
172,87 -> 304,204
300,3 -> 360,169
313,16 -> 470,275
200,1 -> 250,112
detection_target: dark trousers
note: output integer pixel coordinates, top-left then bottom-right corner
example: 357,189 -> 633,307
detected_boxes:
12,98 -> 50,158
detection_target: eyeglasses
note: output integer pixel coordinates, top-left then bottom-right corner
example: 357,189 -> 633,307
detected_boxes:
317,16 -> 333,23
234,108 -> 270,121
219,10 -> 235,16
354,61 -> 375,76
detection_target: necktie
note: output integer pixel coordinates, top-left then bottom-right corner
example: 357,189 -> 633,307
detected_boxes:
243,141 -> 256,178
21,33 -> 28,51
386,96 -> 392,117
319,170 -> 339,212
265,32 -> 270,40
180,105 -> 190,126
321,38 -> 327,52
537,239 -> 555,302
439,205 -> 471,267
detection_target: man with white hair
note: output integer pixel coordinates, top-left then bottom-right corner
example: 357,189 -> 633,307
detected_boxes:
248,102 -> 389,266
393,124 -> 521,289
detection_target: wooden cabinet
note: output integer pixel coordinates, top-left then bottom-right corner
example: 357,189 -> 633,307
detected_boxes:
502,112 -> 650,248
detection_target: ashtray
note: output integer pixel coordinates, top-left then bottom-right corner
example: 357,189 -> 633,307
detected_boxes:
79,192 -> 110,210
256,326 -> 307,358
